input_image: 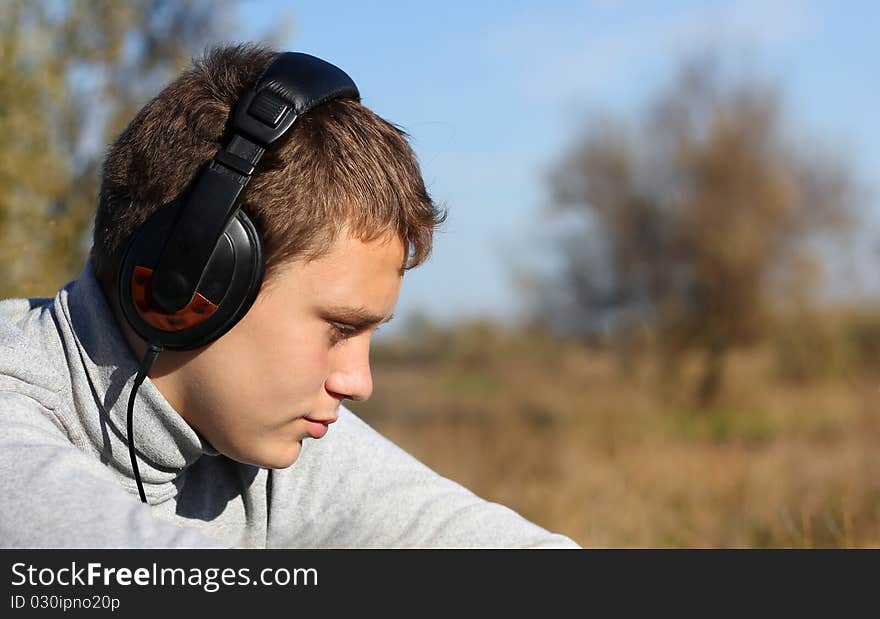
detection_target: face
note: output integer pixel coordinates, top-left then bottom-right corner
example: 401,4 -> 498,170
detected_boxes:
137,228 -> 404,469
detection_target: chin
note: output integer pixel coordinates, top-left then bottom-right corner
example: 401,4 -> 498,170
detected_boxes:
254,440 -> 304,470
217,436 -> 303,470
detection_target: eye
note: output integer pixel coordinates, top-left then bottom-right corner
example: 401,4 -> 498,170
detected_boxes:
328,322 -> 358,345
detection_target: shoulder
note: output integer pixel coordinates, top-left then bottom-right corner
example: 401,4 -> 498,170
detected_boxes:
276,403 -> 440,488
0,294 -> 68,421
310,404 -> 422,461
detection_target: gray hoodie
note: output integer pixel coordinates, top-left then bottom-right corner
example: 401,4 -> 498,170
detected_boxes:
0,258 -> 580,548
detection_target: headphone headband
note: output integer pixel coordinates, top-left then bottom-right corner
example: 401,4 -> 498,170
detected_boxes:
235,51 -> 360,147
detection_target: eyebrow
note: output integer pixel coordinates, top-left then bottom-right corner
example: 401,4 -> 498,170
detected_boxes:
321,305 -> 395,329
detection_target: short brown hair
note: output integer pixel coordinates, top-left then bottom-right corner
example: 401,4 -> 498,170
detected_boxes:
92,43 -> 446,296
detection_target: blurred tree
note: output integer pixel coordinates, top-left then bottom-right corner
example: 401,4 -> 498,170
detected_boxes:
0,0 -> 286,298
543,52 -> 860,407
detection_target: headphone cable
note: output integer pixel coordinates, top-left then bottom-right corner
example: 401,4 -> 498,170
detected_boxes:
127,342 -> 164,504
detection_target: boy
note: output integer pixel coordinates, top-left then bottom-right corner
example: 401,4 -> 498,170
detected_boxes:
0,43 -> 580,548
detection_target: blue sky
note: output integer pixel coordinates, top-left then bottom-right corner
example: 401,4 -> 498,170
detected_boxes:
230,0 -> 879,337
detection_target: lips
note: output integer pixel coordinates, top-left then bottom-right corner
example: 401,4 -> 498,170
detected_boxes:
302,413 -> 338,439
303,414 -> 338,425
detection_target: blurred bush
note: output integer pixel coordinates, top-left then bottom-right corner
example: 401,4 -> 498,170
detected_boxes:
772,305 -> 880,383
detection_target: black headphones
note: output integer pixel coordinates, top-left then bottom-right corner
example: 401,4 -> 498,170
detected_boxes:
114,51 -> 360,504
116,51 -> 360,352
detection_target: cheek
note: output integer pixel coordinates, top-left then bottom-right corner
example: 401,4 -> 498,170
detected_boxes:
229,309 -> 332,401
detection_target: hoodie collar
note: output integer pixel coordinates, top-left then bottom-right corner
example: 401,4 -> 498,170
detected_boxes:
54,257 -> 216,503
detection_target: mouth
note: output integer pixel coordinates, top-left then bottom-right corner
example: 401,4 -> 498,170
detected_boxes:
303,413 -> 338,425
301,413 -> 338,439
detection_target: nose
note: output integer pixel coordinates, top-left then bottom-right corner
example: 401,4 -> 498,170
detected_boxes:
325,347 -> 374,402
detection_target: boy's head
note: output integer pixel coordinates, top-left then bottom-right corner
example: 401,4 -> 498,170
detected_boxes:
90,43 -> 445,468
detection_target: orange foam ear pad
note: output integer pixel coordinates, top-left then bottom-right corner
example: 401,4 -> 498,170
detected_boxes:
131,265 -> 219,332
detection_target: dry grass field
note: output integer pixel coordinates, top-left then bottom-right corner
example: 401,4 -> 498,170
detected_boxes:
349,320 -> 880,548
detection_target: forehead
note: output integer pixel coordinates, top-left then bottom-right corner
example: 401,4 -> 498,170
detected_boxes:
261,230 -> 405,310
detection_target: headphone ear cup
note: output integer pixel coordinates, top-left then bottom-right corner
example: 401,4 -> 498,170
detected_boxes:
117,203 -> 265,351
